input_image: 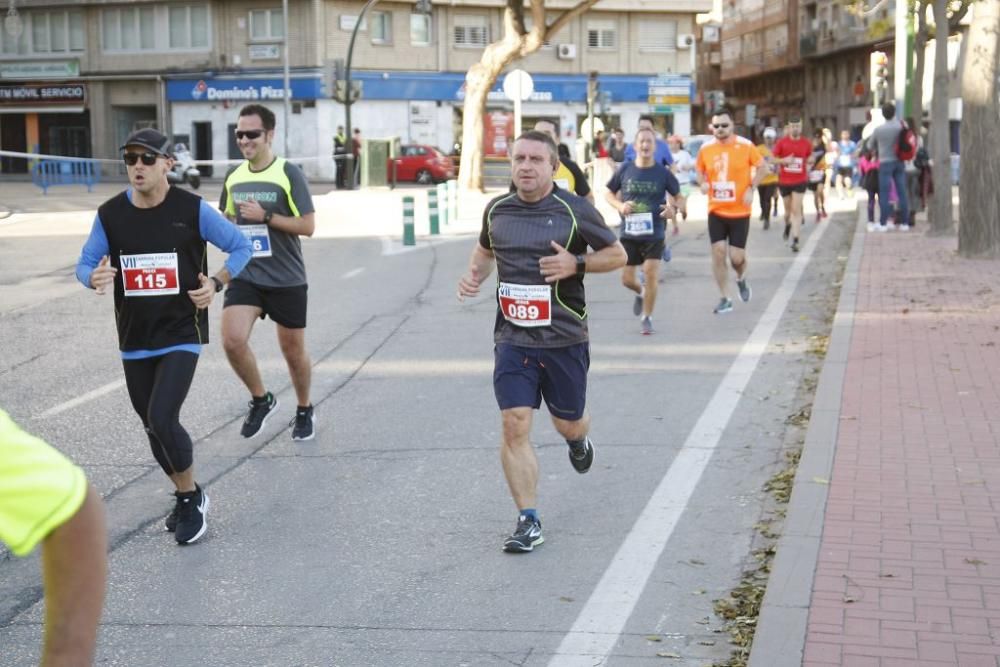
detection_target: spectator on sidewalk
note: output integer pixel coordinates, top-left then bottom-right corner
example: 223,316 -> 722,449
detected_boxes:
865,102 -> 909,231
859,147 -> 880,232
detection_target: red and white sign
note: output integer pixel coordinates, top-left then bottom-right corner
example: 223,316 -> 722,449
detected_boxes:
121,252 -> 180,297
498,282 -> 551,327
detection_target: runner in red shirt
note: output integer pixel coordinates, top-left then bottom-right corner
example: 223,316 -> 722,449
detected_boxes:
772,117 -> 815,252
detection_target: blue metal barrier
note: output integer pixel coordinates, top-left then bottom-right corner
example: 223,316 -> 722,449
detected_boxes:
31,159 -> 100,194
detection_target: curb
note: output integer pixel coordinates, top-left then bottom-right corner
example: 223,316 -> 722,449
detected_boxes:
747,203 -> 867,666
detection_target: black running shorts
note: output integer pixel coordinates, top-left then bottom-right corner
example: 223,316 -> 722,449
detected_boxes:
779,183 -> 807,197
708,213 -> 750,249
621,238 -> 666,266
223,279 -> 308,329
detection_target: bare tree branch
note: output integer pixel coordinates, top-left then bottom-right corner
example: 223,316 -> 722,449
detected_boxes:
545,0 -> 602,41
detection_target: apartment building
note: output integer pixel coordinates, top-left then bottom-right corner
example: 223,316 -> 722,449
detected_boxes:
0,0 -> 711,180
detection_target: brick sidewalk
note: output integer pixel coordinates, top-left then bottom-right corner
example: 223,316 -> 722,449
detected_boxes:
805,226 -> 1000,666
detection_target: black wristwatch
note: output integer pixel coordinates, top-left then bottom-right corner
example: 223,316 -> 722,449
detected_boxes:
263,210 -> 273,224
211,276 -> 224,293
575,254 -> 587,277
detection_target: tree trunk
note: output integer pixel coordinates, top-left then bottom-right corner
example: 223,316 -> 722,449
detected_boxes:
911,0 -> 929,121
926,0 -> 952,235
458,63 -> 502,192
958,0 -> 1000,257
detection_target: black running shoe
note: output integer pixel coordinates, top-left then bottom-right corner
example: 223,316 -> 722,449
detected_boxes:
240,392 -> 278,439
737,278 -> 752,303
503,515 -> 544,553
174,484 -> 209,545
291,405 -> 315,441
763,218 -> 770,230
632,290 -> 644,317
165,493 -> 180,532
783,223 -> 790,241
791,238 -> 800,253
568,437 -> 595,474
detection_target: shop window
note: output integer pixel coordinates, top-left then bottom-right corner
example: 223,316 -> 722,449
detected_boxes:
249,9 -> 283,41
410,14 -> 431,46
454,15 -> 488,48
639,18 -> 677,51
0,10 -> 85,54
370,11 -> 392,45
587,19 -> 616,49
169,5 -> 209,49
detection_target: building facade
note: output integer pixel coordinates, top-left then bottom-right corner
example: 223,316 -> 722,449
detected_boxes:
0,0 -> 712,180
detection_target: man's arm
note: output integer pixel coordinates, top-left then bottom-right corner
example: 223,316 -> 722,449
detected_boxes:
40,484 -> 106,667
457,243 -> 495,300
539,240 -> 626,283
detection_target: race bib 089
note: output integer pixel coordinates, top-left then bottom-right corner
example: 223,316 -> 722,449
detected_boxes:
498,282 -> 551,327
121,253 -> 180,297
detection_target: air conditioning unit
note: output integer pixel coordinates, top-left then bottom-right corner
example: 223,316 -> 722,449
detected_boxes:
677,33 -> 695,49
557,43 -> 577,60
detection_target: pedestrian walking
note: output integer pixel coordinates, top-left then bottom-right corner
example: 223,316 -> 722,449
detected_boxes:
859,147 -> 881,232
456,130 -> 626,553
220,104 -> 319,442
865,102 -> 910,231
76,128 -> 253,544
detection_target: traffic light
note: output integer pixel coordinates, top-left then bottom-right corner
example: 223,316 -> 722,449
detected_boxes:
869,51 -> 889,106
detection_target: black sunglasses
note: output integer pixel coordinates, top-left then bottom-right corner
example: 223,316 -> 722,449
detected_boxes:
235,130 -> 264,140
712,123 -> 731,129
123,152 -> 159,166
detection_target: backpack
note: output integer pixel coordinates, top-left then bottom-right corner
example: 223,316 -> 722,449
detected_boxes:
895,122 -> 917,161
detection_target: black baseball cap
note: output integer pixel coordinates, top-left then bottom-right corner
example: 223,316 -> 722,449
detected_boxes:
120,128 -> 171,156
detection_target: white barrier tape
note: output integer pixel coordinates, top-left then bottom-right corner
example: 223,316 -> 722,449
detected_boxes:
0,149 -> 333,168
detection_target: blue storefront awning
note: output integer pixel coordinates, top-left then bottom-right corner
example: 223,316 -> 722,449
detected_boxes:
165,72 -> 693,104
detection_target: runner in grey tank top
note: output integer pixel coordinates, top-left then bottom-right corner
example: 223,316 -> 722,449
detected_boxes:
457,131 -> 626,553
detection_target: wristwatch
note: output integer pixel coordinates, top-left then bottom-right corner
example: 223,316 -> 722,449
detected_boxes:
211,276 -> 224,293
575,254 -> 586,277
263,210 -> 273,224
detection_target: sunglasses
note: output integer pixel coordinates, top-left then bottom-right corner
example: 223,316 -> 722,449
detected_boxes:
235,130 -> 264,140
713,123 -> 731,129
123,152 -> 160,166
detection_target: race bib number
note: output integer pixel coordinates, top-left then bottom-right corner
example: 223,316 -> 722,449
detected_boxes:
712,181 -> 737,202
498,282 -> 551,328
785,157 -> 804,174
837,155 -> 852,167
554,178 -> 571,190
240,224 -> 272,258
623,212 -> 654,236
121,253 -> 180,297
808,170 -> 824,184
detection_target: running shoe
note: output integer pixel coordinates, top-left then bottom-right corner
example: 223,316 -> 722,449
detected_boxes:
783,223 -> 790,241
568,437 -> 595,474
877,225 -> 888,233
503,515 -> 544,553
165,493 -> 180,532
899,224 -> 911,231
240,392 -> 278,439
867,222 -> 876,232
763,218 -> 770,230
641,316 -> 654,336
791,238 -> 800,252
290,404 -> 315,441
737,278 -> 752,303
174,484 -> 209,545
713,297 -> 733,314
632,289 -> 644,317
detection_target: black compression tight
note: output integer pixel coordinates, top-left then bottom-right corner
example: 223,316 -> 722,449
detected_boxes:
122,351 -> 199,476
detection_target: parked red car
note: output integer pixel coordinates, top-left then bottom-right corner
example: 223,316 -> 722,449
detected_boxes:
388,145 -> 455,184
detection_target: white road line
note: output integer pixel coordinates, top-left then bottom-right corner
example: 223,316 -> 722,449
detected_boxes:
549,222 -> 832,666
36,379 -> 125,419
341,267 -> 366,280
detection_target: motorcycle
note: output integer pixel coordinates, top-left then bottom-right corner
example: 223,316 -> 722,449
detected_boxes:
167,143 -> 201,189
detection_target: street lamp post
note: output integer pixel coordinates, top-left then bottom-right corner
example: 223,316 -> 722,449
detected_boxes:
342,0 -> 431,189
282,0 -> 291,155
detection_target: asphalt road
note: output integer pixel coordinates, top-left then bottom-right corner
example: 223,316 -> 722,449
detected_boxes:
0,189 -> 853,666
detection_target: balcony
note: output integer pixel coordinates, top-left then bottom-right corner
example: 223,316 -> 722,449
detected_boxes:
800,34 -> 817,56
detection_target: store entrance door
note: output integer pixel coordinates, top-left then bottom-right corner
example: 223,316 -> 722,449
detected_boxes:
0,114 -> 27,173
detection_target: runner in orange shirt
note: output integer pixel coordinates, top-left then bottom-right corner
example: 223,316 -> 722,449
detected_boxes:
695,107 -> 766,314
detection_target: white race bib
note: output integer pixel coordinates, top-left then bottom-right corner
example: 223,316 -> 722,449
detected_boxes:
121,253 -> 180,297
498,282 -> 552,328
808,170 -> 825,184
785,157 -> 804,174
623,212 -> 654,236
240,224 -> 273,258
711,181 -> 737,202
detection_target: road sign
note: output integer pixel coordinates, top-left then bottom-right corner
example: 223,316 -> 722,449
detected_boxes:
503,70 -> 534,102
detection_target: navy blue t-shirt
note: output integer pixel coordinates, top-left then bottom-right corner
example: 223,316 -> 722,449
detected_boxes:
606,162 -> 680,242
